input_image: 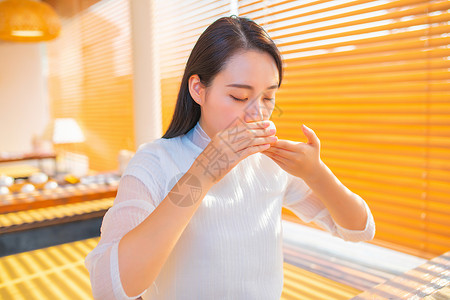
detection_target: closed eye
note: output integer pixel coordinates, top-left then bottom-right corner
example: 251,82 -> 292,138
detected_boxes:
230,95 -> 274,102
230,95 -> 247,102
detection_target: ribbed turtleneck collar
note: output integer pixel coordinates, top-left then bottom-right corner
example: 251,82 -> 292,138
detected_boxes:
186,120 -> 211,151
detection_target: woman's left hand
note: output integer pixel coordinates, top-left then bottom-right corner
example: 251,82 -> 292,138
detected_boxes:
261,124 -> 324,183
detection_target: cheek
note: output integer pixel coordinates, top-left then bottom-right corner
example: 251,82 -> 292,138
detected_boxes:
209,92 -> 242,126
218,104 -> 242,132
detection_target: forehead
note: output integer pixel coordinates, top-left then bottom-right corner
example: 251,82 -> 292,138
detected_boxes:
215,50 -> 279,86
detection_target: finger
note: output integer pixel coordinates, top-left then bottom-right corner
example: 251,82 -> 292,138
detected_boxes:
263,145 -> 295,158
243,120 -> 271,130
262,151 -> 286,166
263,148 -> 290,163
238,143 -> 271,158
221,119 -> 269,136
249,136 -> 278,147
230,134 -> 276,152
267,139 -> 297,152
228,124 -> 272,147
233,119 -> 270,130
219,121 -> 261,142
248,123 -> 275,138
220,121 -> 274,151
302,124 -> 320,147
222,119 -> 274,139
245,120 -> 276,133
251,128 -> 276,138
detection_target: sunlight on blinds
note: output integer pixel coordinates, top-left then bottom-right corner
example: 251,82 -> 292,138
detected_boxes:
47,0 -> 135,172
238,0 -> 450,258
153,0 -> 449,258
155,0 -> 232,131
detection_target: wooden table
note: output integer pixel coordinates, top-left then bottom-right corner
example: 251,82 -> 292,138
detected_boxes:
0,152 -> 57,177
0,172 -> 120,214
0,152 -> 57,164
352,251 -> 450,299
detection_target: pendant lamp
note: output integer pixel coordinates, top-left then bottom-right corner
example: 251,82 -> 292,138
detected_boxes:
0,0 -> 61,42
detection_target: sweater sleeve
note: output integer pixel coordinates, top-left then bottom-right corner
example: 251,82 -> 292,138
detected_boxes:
281,172 -> 375,242
85,175 -> 158,299
85,147 -> 166,299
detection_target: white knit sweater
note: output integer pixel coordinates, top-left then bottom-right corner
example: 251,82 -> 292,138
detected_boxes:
85,120 -> 375,300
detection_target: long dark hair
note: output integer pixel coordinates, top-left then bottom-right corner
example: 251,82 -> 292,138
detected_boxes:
162,15 -> 283,139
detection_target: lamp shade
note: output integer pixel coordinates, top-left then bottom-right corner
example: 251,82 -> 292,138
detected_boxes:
42,118 -> 85,144
0,0 -> 61,42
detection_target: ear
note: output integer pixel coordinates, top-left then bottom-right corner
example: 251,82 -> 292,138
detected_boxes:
188,74 -> 206,106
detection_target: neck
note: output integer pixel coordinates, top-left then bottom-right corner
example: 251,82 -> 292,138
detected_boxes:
198,118 -> 213,139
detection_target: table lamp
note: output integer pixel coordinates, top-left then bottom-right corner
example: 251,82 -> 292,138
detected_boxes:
42,118 -> 85,176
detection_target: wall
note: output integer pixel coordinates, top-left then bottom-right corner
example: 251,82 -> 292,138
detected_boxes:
0,41 -> 49,153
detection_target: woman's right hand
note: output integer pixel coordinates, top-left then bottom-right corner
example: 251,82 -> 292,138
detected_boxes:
193,119 -> 277,185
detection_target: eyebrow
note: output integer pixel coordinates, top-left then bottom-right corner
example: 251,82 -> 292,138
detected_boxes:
226,83 -> 278,90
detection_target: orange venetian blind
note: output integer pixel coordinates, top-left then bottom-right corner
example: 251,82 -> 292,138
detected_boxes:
46,0 -> 135,172
154,0 -> 232,132
238,0 -> 450,258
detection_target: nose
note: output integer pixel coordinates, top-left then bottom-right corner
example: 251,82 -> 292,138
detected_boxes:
244,98 -> 265,123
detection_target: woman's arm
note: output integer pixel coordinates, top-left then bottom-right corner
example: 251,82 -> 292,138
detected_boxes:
302,160 -> 367,230
115,120 -> 275,298
118,161 -> 215,297
263,124 -> 372,232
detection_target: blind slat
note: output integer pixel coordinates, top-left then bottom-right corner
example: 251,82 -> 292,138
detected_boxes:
284,48 -> 450,69
267,1 -> 449,41
48,0 -> 135,171
157,0 -> 450,259
279,29 -> 450,56
254,0 -> 431,29
273,13 -> 449,48
285,58 -> 450,79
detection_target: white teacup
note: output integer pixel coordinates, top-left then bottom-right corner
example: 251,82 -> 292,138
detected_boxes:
44,181 -> 58,189
0,186 -> 9,195
266,120 -> 276,136
29,172 -> 48,184
0,174 -> 14,187
21,183 -> 35,193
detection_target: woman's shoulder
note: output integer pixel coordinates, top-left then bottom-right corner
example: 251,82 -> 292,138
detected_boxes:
134,136 -> 183,158
122,138 -> 180,185
137,136 -> 179,151
124,137 -> 175,169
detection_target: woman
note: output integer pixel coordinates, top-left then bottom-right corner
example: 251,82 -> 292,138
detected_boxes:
85,16 -> 375,300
